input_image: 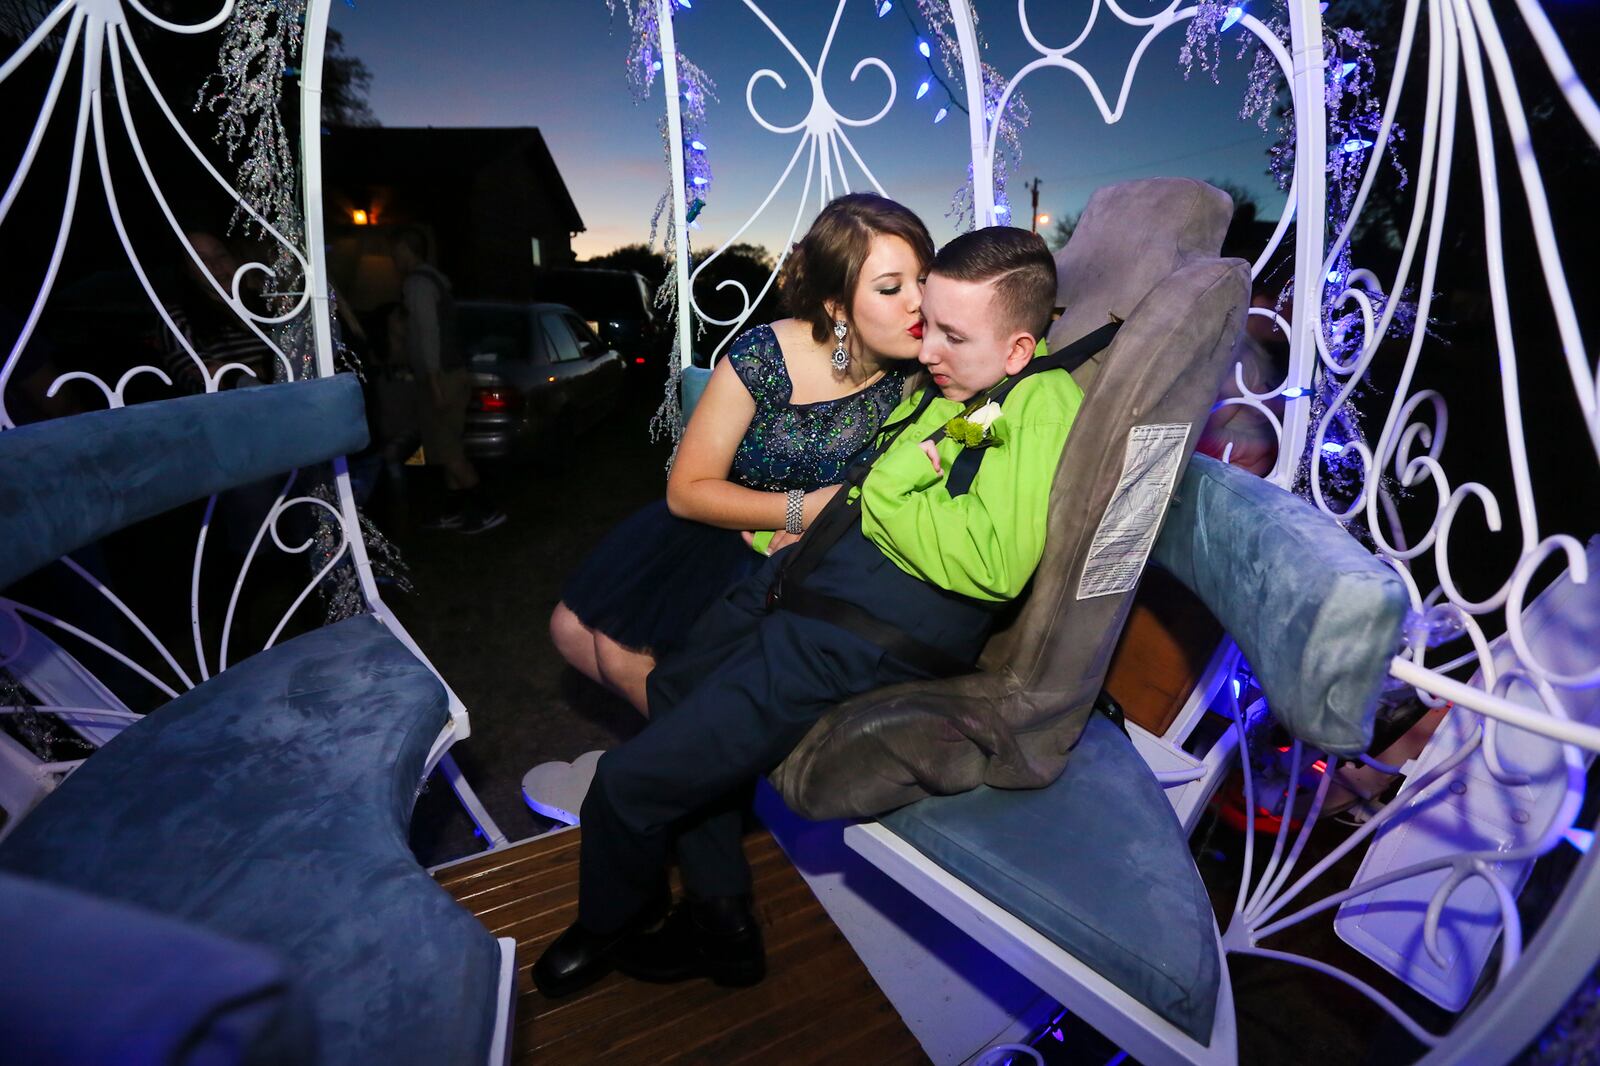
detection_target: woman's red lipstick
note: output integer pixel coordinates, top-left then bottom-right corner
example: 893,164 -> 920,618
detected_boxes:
908,322 -> 924,340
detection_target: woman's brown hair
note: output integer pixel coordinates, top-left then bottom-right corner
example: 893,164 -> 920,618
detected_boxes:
777,193 -> 935,345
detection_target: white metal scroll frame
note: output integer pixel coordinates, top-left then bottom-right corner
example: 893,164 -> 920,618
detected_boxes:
300,1 -> 509,852
652,1 -> 1600,1063
0,2 -> 515,1057
0,0 -> 507,852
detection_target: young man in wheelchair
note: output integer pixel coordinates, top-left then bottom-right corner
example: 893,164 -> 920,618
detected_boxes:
535,226 -> 1114,998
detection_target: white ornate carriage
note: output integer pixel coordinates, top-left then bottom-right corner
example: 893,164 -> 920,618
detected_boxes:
1,1 -> 1595,1063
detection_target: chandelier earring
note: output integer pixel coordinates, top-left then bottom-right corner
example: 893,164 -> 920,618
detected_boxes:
831,319 -> 850,372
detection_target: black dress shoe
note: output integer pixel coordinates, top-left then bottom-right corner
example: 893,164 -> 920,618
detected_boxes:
614,894 -> 765,988
532,893 -> 670,999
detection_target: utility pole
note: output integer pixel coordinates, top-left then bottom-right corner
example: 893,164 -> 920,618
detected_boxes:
1027,177 -> 1042,233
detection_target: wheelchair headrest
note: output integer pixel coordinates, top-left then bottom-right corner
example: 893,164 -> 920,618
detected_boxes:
1047,178 -> 1234,395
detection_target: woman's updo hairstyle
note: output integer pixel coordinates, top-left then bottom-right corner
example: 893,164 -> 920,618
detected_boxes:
777,193 -> 935,345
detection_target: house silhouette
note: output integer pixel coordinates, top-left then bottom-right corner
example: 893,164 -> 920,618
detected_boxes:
322,126 -> 586,310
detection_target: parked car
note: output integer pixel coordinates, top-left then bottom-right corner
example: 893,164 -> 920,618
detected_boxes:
457,301 -> 625,461
529,268 -> 668,377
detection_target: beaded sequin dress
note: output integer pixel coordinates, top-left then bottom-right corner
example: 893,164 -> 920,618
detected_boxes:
561,323 -> 909,653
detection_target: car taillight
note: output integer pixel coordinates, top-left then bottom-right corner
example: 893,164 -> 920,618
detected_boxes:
472,387 -> 520,414
634,357 -> 647,365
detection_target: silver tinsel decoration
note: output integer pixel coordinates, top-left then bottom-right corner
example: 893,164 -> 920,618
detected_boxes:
1180,0 -> 1420,507
0,667 -> 50,763
605,0 -> 717,454
909,0 -> 1030,229
311,481 -> 414,623
199,1 -> 400,623
197,0 -> 306,264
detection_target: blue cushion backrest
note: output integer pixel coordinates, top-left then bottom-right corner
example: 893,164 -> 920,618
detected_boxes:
881,714 -> 1221,1043
0,615 -> 500,1066
0,375 -> 368,592
1151,454 -> 1408,753
680,364 -> 713,424
0,869 -> 316,1065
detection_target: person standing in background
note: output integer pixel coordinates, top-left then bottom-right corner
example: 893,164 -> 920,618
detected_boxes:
391,227 -> 506,534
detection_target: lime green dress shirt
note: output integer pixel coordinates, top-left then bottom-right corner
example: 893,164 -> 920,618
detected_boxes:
857,369 -> 1084,602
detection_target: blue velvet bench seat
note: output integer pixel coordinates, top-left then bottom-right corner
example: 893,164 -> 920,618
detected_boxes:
0,613 -> 502,1066
837,456 -> 1405,1058
0,869 -> 316,1064
879,713 -> 1221,1044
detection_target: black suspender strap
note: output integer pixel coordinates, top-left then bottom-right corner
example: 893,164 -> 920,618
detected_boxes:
772,582 -> 974,678
943,320 -> 1122,496
771,385 -> 939,596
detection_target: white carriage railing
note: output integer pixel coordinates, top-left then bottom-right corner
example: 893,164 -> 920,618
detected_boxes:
2,0 -> 1592,1054
652,0 -> 1597,1059
0,0 -> 508,848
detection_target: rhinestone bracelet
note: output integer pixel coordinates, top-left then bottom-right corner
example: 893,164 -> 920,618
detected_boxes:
785,488 -> 805,535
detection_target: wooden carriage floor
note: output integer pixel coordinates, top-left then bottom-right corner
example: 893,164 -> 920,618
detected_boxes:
434,827 -> 930,1064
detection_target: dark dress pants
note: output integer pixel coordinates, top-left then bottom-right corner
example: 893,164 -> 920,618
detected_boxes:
576,550 -> 934,934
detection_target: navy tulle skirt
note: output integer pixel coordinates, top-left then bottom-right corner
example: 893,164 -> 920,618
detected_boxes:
560,499 -> 767,654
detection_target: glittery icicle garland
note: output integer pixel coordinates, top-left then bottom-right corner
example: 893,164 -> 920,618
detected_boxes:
0,667 -> 51,763
199,1 -> 400,623
1181,0 -> 1418,509
605,0 -> 717,455
908,0 -> 1031,228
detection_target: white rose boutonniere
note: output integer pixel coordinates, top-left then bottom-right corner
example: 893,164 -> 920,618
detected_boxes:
944,399 -> 1007,449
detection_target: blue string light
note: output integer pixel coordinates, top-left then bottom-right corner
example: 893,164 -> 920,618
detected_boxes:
689,139 -> 707,151
1335,61 -> 1358,81
1221,5 -> 1245,31
1321,442 -> 1344,454
1340,137 -> 1374,153
690,175 -> 709,186
890,5 -> 978,134
1282,386 -> 1309,398
994,204 -> 1009,217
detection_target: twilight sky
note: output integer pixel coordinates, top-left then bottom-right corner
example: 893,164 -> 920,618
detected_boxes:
331,0 -> 1284,260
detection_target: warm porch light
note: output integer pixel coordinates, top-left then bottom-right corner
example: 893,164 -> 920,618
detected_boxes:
351,209 -> 369,225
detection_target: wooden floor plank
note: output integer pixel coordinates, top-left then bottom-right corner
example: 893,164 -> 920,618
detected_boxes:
524,915 -> 846,1056
436,827 -> 927,1064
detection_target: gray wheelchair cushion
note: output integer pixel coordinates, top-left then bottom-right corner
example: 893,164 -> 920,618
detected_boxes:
881,713 -> 1221,1044
1049,177 -> 1235,395
0,615 -> 501,1066
772,253 -> 1251,819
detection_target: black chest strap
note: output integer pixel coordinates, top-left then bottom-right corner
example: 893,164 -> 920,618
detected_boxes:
765,319 -> 1121,673
944,319 -> 1121,496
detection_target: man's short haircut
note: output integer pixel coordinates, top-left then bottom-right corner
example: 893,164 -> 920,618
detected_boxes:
929,227 -> 1057,340
392,226 -> 429,259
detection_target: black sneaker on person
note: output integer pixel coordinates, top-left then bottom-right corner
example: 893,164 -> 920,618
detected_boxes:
420,510 -> 465,531
456,508 -> 507,534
